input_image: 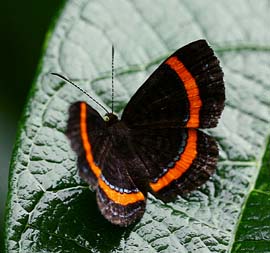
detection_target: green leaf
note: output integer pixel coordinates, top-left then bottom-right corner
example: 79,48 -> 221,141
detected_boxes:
231,137 -> 270,252
5,0 -> 270,252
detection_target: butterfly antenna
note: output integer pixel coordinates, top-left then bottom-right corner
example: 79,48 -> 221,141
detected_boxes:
51,73 -> 109,114
111,45 -> 115,114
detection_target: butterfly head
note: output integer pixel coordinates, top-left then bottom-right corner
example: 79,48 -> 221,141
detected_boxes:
103,113 -> 119,126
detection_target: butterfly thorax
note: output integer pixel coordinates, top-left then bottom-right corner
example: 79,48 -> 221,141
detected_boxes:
103,113 -> 119,127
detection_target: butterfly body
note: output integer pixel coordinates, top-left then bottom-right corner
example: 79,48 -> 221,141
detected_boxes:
65,40 -> 225,226
103,113 -> 118,125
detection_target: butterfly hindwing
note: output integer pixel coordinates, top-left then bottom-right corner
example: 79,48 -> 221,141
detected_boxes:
122,39 -> 225,129
150,129 -> 218,202
130,128 -> 218,202
96,124 -> 148,226
129,127 -> 188,187
96,174 -> 146,227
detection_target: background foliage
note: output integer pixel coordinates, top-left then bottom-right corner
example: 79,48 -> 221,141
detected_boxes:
0,1 -> 64,249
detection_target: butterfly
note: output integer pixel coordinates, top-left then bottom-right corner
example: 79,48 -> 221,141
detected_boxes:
53,39 -> 225,227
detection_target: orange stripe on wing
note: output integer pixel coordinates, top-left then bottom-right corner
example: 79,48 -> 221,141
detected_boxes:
80,102 -> 145,205
98,177 -> 145,206
80,102 -> 101,178
150,129 -> 197,192
166,56 -> 202,128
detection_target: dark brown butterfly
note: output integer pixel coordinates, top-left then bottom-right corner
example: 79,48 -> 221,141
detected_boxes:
53,40 -> 225,227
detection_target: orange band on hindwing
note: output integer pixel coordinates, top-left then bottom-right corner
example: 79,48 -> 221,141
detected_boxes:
150,129 -> 197,192
98,177 -> 145,206
80,102 -> 101,178
166,56 -> 202,128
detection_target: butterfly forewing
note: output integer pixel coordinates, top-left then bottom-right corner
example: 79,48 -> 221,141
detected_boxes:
66,102 -> 107,188
66,103 -> 147,226
121,39 -> 225,129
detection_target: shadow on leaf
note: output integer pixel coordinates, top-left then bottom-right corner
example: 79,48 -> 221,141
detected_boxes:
29,187 -> 132,252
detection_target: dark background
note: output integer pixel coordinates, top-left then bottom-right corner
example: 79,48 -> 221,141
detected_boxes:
0,1 -> 65,247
